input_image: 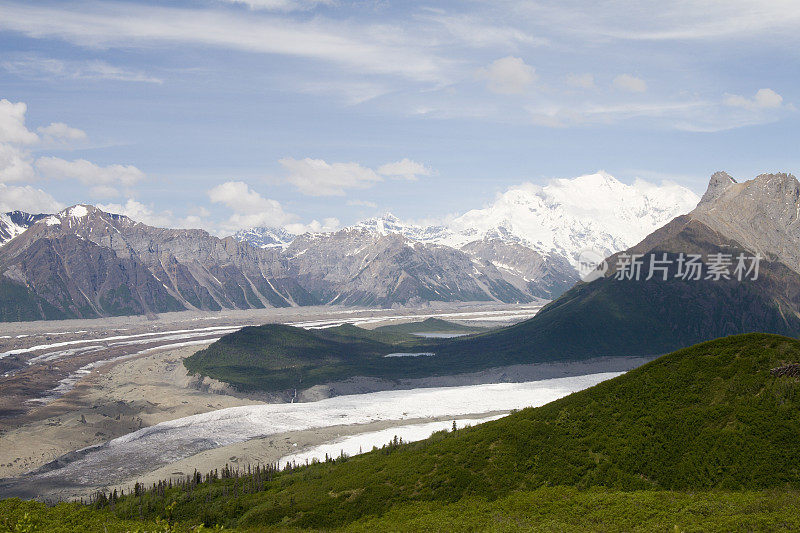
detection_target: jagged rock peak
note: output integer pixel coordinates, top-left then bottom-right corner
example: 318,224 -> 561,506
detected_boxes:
699,171 -> 737,204
753,172 -> 800,189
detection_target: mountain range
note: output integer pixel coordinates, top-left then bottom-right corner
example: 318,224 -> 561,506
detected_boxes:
183,171 -> 800,396
0,172 -> 697,321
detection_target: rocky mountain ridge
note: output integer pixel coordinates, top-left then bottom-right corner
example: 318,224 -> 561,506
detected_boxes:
235,172 -> 698,301
0,206 -> 539,321
0,172 -> 701,321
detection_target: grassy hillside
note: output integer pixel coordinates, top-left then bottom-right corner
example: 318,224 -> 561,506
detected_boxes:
139,334 -> 800,530
183,316 -> 563,394
4,488 -> 800,532
372,317 -> 488,335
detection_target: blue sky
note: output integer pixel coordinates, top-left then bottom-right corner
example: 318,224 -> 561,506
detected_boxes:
0,0 -> 798,234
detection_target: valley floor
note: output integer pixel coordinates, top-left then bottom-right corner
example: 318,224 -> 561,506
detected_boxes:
0,302 -> 652,503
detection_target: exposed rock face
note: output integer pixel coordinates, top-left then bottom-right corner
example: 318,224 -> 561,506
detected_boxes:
0,206 -> 309,319
236,174 -> 698,303
284,229 -> 531,306
460,238 -> 578,299
233,227 -> 296,249
698,170 -> 737,204
0,206 -> 534,320
0,172 -> 704,321
693,172 -> 800,274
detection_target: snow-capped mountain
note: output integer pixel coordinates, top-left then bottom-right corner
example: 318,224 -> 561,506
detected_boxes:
232,172 -> 700,301
436,172 -> 700,266
351,213 -> 451,243
0,172 -> 701,321
235,173 -> 699,265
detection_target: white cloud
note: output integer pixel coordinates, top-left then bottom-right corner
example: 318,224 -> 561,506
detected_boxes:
96,199 -> 172,227
565,73 -> 595,89
0,3 -> 449,83
285,217 -> 340,234
0,183 -> 63,213
37,122 -> 88,145
208,181 -> 297,232
613,74 -> 647,93
477,56 -> 536,95
420,12 -> 545,49
527,93 -> 793,132
0,99 -> 39,145
219,0 -> 334,11
347,199 -> 378,208
724,88 -> 784,110
280,157 -> 382,196
35,157 -> 145,198
0,143 -> 35,182
0,99 -> 90,184
2,57 -> 163,84
377,158 -> 433,181
96,199 -> 211,229
512,1 -> 800,42
527,100 -> 709,129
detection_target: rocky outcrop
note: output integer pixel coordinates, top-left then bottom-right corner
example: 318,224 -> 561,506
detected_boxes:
284,229 -> 531,306
0,206 -> 308,319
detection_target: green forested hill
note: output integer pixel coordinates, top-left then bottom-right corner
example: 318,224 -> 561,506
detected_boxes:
106,333 -> 800,531
372,317 -> 488,335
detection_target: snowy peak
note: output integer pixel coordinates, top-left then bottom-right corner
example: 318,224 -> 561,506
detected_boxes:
350,213 -> 450,242
38,204 -> 133,231
443,172 -> 699,265
234,226 -> 296,249
353,213 -> 410,236
233,172 -> 700,271
0,210 -> 49,246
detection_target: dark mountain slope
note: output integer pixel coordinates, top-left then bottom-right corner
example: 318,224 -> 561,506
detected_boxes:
439,219 -> 800,361
373,317 -> 488,335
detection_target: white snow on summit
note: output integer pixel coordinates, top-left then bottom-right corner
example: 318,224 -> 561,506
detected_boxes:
438,172 -> 699,265
233,171 -> 700,268
0,213 -> 29,246
234,226 -> 297,248
352,213 -> 449,242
